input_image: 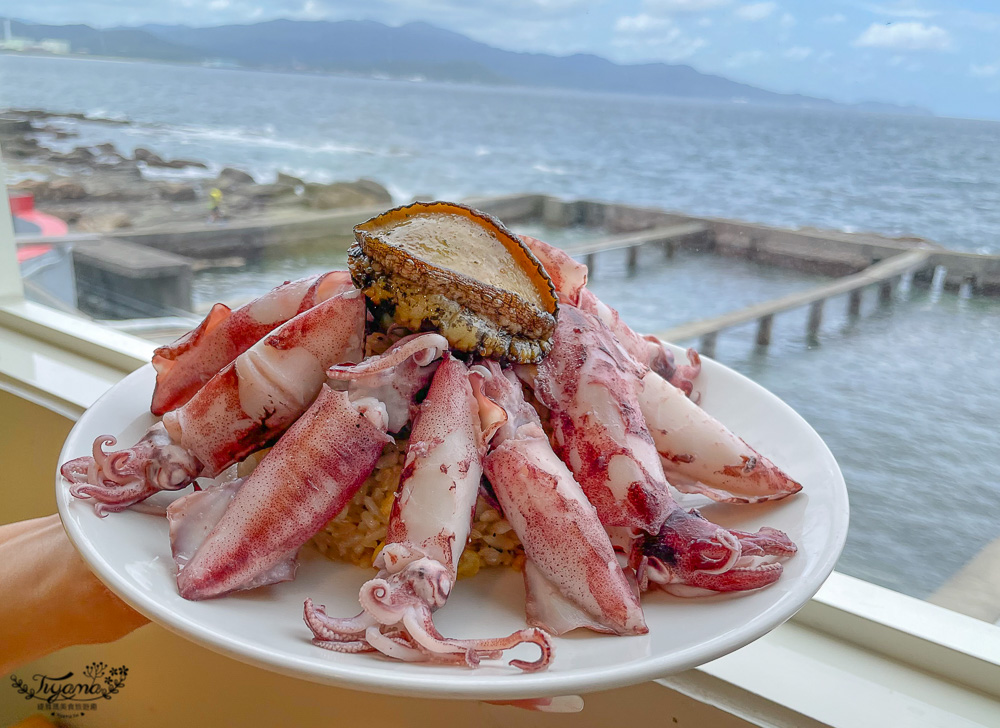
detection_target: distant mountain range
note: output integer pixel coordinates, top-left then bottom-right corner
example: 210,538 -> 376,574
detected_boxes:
6,19 -> 930,115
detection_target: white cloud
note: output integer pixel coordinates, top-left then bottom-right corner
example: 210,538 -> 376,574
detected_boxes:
863,3 -> 938,19
726,49 -> 765,67
854,21 -> 951,51
613,14 -> 707,59
783,46 -> 812,60
519,0 -> 599,10
643,0 -> 731,14
818,50 -> 834,62
970,62 -> 1000,78
293,0 -> 327,20
779,12 -> 795,28
819,13 -> 846,24
697,16 -> 714,27
208,0 -> 230,8
615,13 -> 671,33
734,2 -> 776,22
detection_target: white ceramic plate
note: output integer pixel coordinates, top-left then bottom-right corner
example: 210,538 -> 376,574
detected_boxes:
56,349 -> 848,700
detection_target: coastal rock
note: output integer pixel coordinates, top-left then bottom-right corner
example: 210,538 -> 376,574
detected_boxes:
33,123 -> 79,139
157,182 -> 198,202
0,118 -> 33,136
48,146 -> 96,164
85,185 -> 148,202
109,159 -> 143,177
246,183 -> 297,201
93,143 -> 126,164
158,158 -> 209,169
10,179 -> 49,197
3,137 -> 45,158
76,212 -> 132,233
3,109 -> 129,125
94,154 -> 127,168
302,178 -> 392,210
53,209 -> 84,225
82,170 -> 153,201
215,167 -> 256,188
138,149 -> 209,169
157,183 -> 198,202
134,147 -> 167,165
275,172 -> 305,187
46,179 -> 88,200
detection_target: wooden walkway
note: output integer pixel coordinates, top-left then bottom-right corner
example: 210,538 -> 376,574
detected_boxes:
655,249 -> 933,355
563,222 -> 709,277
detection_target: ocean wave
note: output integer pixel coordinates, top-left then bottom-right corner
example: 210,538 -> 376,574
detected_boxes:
140,164 -> 218,181
137,122 -> 409,158
85,108 -> 130,122
273,166 -> 336,184
385,182 -> 413,205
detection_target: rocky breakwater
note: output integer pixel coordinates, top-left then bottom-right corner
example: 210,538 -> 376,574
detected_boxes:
1,109 -> 394,234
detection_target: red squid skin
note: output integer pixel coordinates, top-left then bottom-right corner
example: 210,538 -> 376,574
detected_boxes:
531,305 -> 797,595
174,385 -> 391,601
151,270 -> 355,415
63,290 -> 366,514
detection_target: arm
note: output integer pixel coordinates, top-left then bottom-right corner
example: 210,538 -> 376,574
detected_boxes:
0,515 -> 149,675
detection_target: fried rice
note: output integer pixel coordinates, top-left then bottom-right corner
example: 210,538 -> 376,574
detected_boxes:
309,437 -> 525,579
239,435 -> 525,579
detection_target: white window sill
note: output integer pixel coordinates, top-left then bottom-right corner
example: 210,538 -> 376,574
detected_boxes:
2,300 -> 999,728
0,298 -> 152,417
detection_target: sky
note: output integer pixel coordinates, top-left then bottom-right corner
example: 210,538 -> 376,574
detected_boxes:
3,0 -> 1000,120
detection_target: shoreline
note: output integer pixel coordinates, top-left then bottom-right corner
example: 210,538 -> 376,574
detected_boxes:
2,108 -> 395,234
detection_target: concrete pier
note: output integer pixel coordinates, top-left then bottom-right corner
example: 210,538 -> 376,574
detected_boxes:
72,238 -> 193,319
848,289 -> 863,317
656,250 -> 933,347
15,192 -> 1000,322
561,222 -> 709,280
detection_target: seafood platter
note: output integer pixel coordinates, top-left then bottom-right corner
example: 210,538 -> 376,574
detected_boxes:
56,202 -> 848,698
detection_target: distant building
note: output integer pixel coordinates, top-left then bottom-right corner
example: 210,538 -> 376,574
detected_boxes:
36,39 -> 70,55
1,18 -> 70,55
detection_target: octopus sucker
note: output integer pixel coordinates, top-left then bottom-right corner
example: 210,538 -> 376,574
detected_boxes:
349,201 -> 558,363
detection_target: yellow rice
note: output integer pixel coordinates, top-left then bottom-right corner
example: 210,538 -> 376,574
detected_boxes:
309,437 -> 525,579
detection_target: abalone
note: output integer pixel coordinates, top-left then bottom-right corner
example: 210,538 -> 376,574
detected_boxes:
349,201 -> 558,363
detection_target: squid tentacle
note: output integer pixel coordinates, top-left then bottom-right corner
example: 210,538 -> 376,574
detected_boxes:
304,356 -> 554,671
302,598 -> 376,642
63,425 -> 204,515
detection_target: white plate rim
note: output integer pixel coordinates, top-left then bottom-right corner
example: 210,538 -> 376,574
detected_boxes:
56,346 -> 849,700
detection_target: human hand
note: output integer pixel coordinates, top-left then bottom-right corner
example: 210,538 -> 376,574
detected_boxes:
0,514 -> 149,674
